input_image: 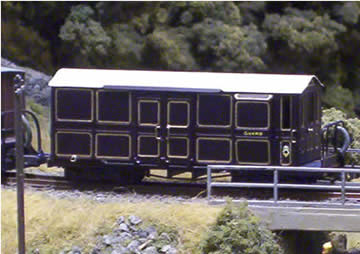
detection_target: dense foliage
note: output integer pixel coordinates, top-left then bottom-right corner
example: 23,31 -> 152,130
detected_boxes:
322,108 -> 360,165
199,201 -> 283,254
2,2 -> 360,116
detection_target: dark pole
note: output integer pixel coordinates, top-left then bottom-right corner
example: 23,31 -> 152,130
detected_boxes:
14,74 -> 25,254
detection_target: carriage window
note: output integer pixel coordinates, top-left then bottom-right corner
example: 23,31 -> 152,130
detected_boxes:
56,131 -> 92,157
167,101 -> 189,127
96,133 -> 131,159
167,137 -> 189,158
302,92 -> 316,126
281,96 -> 291,130
196,138 -> 232,163
97,91 -> 130,124
314,92 -> 320,122
236,101 -> 269,129
56,89 -> 93,122
236,139 -> 270,165
138,100 -> 160,126
308,93 -> 315,123
197,95 -> 232,127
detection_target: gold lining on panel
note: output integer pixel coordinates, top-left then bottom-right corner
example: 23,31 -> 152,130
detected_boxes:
301,94 -> 306,128
95,133 -> 131,160
235,138 -> 271,165
196,94 -> 232,128
55,131 -> 92,158
280,96 -> 292,131
235,101 -> 270,130
167,100 -> 190,128
196,137 -> 232,163
138,99 -> 160,126
96,90 -> 131,125
167,136 -> 190,159
280,140 -> 292,166
55,88 -> 94,122
137,135 -> 160,158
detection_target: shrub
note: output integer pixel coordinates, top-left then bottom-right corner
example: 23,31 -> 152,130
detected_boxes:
199,201 -> 283,254
322,107 -> 360,165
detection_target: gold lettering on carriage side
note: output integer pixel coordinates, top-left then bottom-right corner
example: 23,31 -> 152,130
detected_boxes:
243,131 -> 264,136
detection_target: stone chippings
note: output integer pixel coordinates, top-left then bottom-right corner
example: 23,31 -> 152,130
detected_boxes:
59,215 -> 178,254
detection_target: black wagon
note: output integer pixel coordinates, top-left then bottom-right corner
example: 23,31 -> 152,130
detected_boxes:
1,66 -> 47,172
48,68 -> 325,182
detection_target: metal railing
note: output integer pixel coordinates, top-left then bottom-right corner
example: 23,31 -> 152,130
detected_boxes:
207,165 -> 360,208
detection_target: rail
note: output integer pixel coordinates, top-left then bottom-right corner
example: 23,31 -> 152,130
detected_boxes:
207,165 -> 360,208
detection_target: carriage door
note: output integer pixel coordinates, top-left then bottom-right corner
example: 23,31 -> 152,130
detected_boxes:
136,95 -> 162,163
165,98 -> 192,164
280,95 -> 295,165
298,89 -> 321,164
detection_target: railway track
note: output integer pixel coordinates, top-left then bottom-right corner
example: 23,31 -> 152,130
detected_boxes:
2,171 -> 360,204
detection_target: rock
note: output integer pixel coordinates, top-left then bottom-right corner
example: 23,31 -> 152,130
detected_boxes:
127,240 -> 141,253
160,245 -> 171,253
128,225 -> 138,232
128,215 -> 142,225
136,230 -> 149,238
119,223 -> 130,232
159,233 -> 171,242
139,239 -> 153,250
118,232 -> 133,243
111,245 -> 130,254
32,249 -> 40,254
138,238 -> 148,244
160,245 -> 177,254
165,247 -> 177,254
91,247 -> 101,254
103,235 -> 125,245
145,226 -> 158,240
148,231 -> 158,240
69,246 -> 82,254
117,216 -> 125,225
103,235 -> 114,245
143,246 -> 159,254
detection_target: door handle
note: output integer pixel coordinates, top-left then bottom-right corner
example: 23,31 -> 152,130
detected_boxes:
155,125 -> 161,140
166,124 -> 171,139
290,129 -> 297,144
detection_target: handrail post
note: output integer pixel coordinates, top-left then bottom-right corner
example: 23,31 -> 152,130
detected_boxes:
14,74 -> 26,254
274,168 -> 278,204
341,171 -> 346,205
207,166 -> 212,200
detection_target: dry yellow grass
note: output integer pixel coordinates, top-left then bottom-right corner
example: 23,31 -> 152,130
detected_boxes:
1,189 -> 221,254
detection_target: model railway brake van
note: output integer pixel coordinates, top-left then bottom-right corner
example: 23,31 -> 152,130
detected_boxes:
48,68 -> 324,182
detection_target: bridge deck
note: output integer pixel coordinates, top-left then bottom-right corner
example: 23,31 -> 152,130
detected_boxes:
249,205 -> 360,232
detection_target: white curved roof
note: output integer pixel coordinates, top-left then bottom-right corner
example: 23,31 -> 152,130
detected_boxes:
48,68 -> 323,94
1,66 -> 24,73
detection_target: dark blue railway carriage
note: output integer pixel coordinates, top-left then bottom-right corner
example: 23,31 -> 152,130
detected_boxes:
48,68 -> 325,182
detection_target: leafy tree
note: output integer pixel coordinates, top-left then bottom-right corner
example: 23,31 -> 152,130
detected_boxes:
142,27 -> 197,71
107,24 -> 144,69
59,4 -> 111,67
322,85 -> 356,117
1,21 -> 53,72
263,7 -> 346,83
192,20 -> 267,72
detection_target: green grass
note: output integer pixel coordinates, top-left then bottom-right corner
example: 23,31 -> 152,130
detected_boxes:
1,189 -> 222,254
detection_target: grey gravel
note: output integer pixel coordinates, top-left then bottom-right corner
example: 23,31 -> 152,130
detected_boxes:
129,215 -> 142,225
127,240 -> 141,253
159,233 -> 171,242
143,246 -> 158,254
119,223 -> 130,232
117,216 -> 125,225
